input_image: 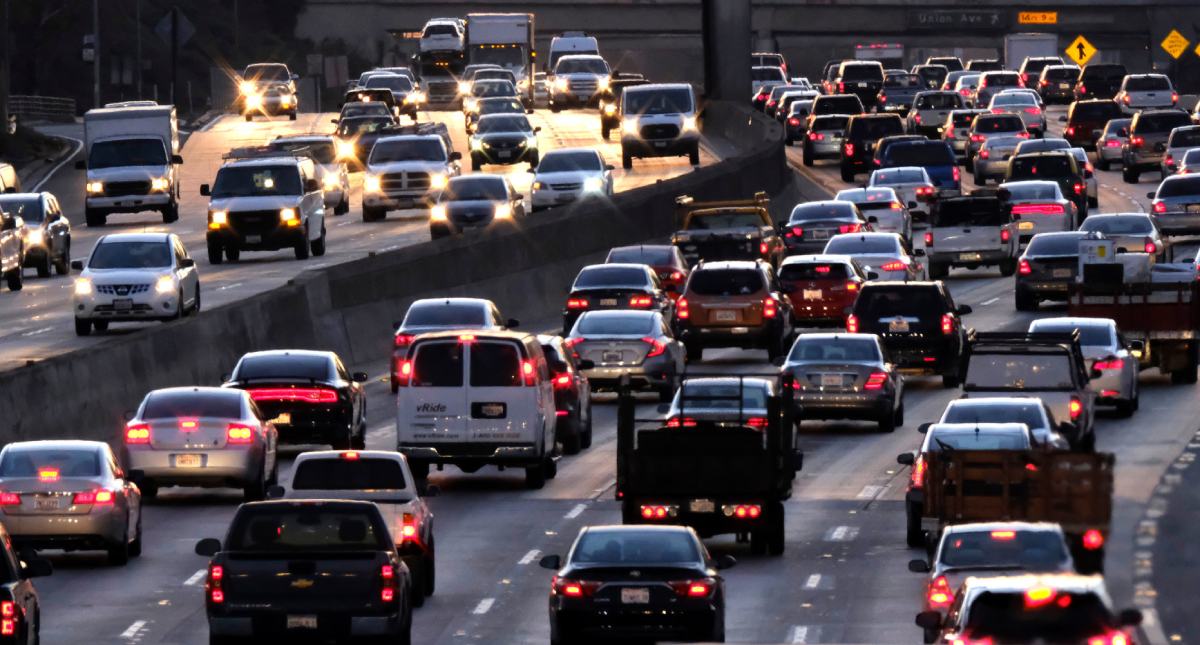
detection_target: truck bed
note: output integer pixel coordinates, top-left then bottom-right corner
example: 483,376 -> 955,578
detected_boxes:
1068,281 -> 1200,337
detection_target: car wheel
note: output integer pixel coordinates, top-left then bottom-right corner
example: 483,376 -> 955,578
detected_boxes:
1097,157 -> 1110,171
906,506 -> 925,548
335,197 -> 350,216
840,166 -> 854,182
942,371 -> 961,389
622,149 -> 633,170
73,318 -> 92,336
91,320 -> 108,332
1122,166 -> 1139,183
310,228 -> 326,257
288,112 -> 297,121
707,610 -> 727,643
162,202 -> 179,224
225,246 -> 240,262
107,531 -> 130,566
471,155 -> 482,172
803,147 -> 814,166
878,408 -> 896,433
138,478 -> 159,501
560,414 -> 582,455
129,515 -> 143,558
894,401 -> 905,427
363,206 -> 385,223
430,224 -> 451,240
351,423 -> 367,450
525,463 -> 546,489
4,267 -> 21,292
192,286 -> 202,314
84,208 -> 106,227
244,114 -> 253,122
1014,288 -> 1038,312
243,469 -> 267,502
409,460 -> 429,485
294,231 -> 311,260
54,243 -> 70,276
580,408 -> 593,450
207,241 -> 223,265
689,144 -> 701,166
36,253 -> 51,278
411,562 -> 427,608
1114,396 -> 1135,418
927,261 -> 948,280
601,124 -> 611,140
685,342 -> 702,362
998,259 -> 1017,277
1088,195 -> 1098,208
767,502 -> 785,556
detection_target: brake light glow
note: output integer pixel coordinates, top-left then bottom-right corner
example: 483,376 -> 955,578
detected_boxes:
1069,398 -> 1082,421
1012,203 -> 1064,215
809,132 -> 824,141
1025,107 -> 1041,115
760,241 -> 770,255
846,281 -> 859,291
227,424 -> 254,443
629,295 -> 654,308
393,333 -> 415,348
1082,528 -> 1105,550
786,225 -> 804,238
838,81 -> 845,93
669,579 -> 715,597
1073,183 -> 1085,195
1078,84 -> 1086,95
1024,586 -> 1057,608
665,417 -> 697,428
941,313 -> 955,335
554,577 -> 600,598
1130,136 -> 1144,147
1093,356 -> 1124,371
990,530 -> 1016,540
890,201 -> 903,210
380,564 -> 398,603
73,489 -> 115,505
1001,228 -> 1011,243
1089,632 -> 1129,645
1018,259 -> 1032,275
1105,139 -> 1121,148
846,313 -> 859,333
726,504 -> 762,518
554,373 -> 572,389
207,563 -> 224,604
788,117 -> 801,127
928,575 -> 954,608
341,451 -> 359,460
925,231 -> 934,246
0,493 -> 19,506
395,359 -> 413,386
914,114 -> 921,124
676,297 -> 690,319
0,601 -> 14,636
125,423 -> 151,444
766,99 -> 777,108
640,504 -> 676,519
248,388 -> 338,404
970,134 -> 985,143
1066,126 -> 1076,136
763,297 -> 778,319
815,265 -> 832,274
400,513 -> 419,543
1153,201 -> 1166,214
953,166 -> 960,182
864,372 -> 888,390
844,142 -> 855,156
916,186 -> 935,197
1145,240 -> 1157,254
980,149 -> 990,159
910,454 -> 926,490
643,337 -> 667,357
566,297 -> 589,310
521,360 -> 537,386
991,108 -> 1005,115
37,468 -> 59,482
1017,131 -> 1030,139
179,418 -> 198,431
880,261 -> 905,271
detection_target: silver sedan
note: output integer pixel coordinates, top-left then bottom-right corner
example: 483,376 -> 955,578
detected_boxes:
1029,317 -> 1141,416
566,310 -> 685,401
0,440 -> 143,565
124,386 -> 279,501
1077,213 -> 1169,262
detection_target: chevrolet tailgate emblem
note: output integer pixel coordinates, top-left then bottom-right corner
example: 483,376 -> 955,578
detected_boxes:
291,578 -> 314,589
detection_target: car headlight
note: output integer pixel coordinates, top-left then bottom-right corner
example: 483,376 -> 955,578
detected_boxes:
526,135 -> 537,148
209,210 -> 227,229
322,173 -> 340,189
603,103 -> 617,116
517,138 -> 527,148
682,115 -> 698,131
279,207 -> 299,226
458,81 -> 471,94
464,98 -> 480,113
623,119 -> 639,135
150,177 -> 170,192
239,81 -> 255,94
431,204 -> 448,221
364,175 -> 382,193
494,203 -> 513,219
583,177 -> 604,192
26,229 -> 44,245
532,181 -> 543,191
279,94 -> 293,106
154,274 -> 177,295
74,278 -> 93,296
86,180 -> 104,194
336,140 -> 357,159
518,78 -> 530,89
245,94 -> 262,109
471,137 -> 484,151
430,173 -> 447,190
554,77 -> 570,92
597,76 -> 611,91
405,91 -> 426,104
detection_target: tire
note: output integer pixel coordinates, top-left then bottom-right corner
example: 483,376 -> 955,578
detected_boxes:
1114,396 -> 1135,418
207,241 -> 223,265
4,268 -> 20,292
424,546 -> 436,596
411,562 -> 427,608
1171,366 -> 1198,385
906,507 -> 925,548
942,371 -> 961,389
84,208 -> 106,227
129,515 -> 143,558
579,409 -> 593,450
927,261 -> 948,280
471,155 -> 482,172
550,102 -> 560,114
244,114 -> 252,122
335,197 -> 350,216
162,202 -> 179,224
310,228 -> 326,257
1088,195 -> 1098,208
894,401 -> 905,427
803,148 -> 814,166
107,532 -> 130,566
225,246 -> 240,262
840,166 -> 855,182
351,424 -> 367,450
409,461 -> 429,485
192,286 -> 202,315
92,320 -> 108,332
288,112 -> 297,121
689,144 -> 700,166
657,379 -> 677,403
528,151 -> 539,169
1015,288 -> 1038,312
74,319 -> 92,336
998,258 -> 1017,277
525,463 -> 546,489
363,206 -> 385,223
878,408 -> 896,433
294,231 -> 310,260
601,124 -> 611,141
1122,166 -> 1139,184
766,503 -> 785,556
1079,431 -> 1097,453
685,342 -> 702,362
54,244 -> 70,276
622,149 -> 633,170
430,224 -> 452,240
750,529 -> 768,555
560,415 -> 582,456
210,635 -> 242,645
242,470 -> 266,502
36,254 -> 51,278
785,137 -> 794,147
1097,157 -> 1110,172
138,479 -> 159,501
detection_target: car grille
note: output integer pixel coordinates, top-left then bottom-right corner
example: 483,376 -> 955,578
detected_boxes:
550,182 -> 582,191
96,284 -> 150,295
93,303 -> 154,313
104,181 -> 151,197
486,138 -> 523,150
427,81 -> 457,101
641,123 -> 680,139
381,172 -> 431,192
228,210 -> 281,236
569,78 -> 598,93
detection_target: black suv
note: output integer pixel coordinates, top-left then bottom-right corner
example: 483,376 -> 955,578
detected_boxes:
834,61 -> 886,109
1062,99 -> 1123,150
847,281 -> 972,388
840,113 -> 905,182
1074,63 -> 1128,101
1005,152 -> 1088,217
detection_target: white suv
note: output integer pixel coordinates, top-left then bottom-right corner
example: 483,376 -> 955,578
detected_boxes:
620,83 -> 701,169
72,233 -> 200,336
362,135 -> 461,221
530,148 -> 613,211
395,331 -> 558,489
548,55 -> 611,111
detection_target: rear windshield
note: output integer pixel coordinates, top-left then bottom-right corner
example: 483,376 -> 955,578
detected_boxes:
938,529 -> 1068,568
686,212 -> 763,229
849,117 -> 904,139
1081,65 -> 1126,80
688,270 -> 764,296
292,458 -> 407,490
1032,323 -> 1114,347
1071,101 -> 1122,121
813,115 -> 850,130
1137,112 -> 1192,133
1027,235 -> 1084,256
840,64 -> 883,82
873,168 -> 928,185
1002,183 -> 1060,201
411,342 -> 464,387
470,342 -> 524,387
965,354 -> 1075,389
885,74 -> 921,88
1126,76 -> 1170,91
235,355 -> 330,381
608,247 -> 674,265
1158,176 -> 1200,197
1078,216 -> 1153,236
269,140 -> 335,165
405,303 -> 486,327
423,24 -> 458,37
916,93 -> 961,110
963,592 -> 1115,641
914,68 -> 947,85
574,266 -> 648,289
789,202 -> 857,223
143,392 -> 242,419
984,73 -> 1020,87
0,447 -> 101,478
855,287 -> 944,318
934,199 -> 1006,227
227,506 -> 388,552
814,96 -> 863,115
952,112 -> 980,128
780,262 -> 853,281
788,337 -> 880,362
943,403 -> 1044,429
1043,67 -> 1078,81
572,529 -> 700,564
974,116 -> 1024,133
575,314 -> 656,336
1170,129 -> 1200,147
751,67 -> 786,82
824,236 -> 900,255
212,165 -> 303,198
677,383 -> 769,410
1009,156 -> 1073,178
926,431 -> 1029,451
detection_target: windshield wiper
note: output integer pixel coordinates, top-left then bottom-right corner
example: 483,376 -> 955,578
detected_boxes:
934,437 -> 955,452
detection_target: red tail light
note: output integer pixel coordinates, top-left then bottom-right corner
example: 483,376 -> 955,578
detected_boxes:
1089,631 -> 1130,645
248,388 -> 338,403
0,600 -> 14,636
928,575 -> 954,609
393,333 -> 415,348
979,149 -> 990,160
207,563 -> 224,605
959,88 -> 971,97
991,108 -> 1005,115
941,313 -> 955,334
846,313 -> 859,333
838,81 -> 845,93
914,114 -> 922,124
760,241 -> 770,255
1012,203 -> 1065,215
1144,240 -> 1157,254
766,99 -> 777,108
380,564 -> 398,603
643,337 -> 667,357
629,294 -> 654,308
670,579 -> 714,597
864,372 -> 888,391
1073,183 -> 1084,195
665,417 -> 697,428
969,134 -> 985,143
395,359 -> 413,387
880,260 -> 905,271
924,231 -> 933,246
729,503 -> 762,517
566,297 -> 589,310
125,422 -> 151,444
1152,201 -> 1167,214
226,424 -> 254,444
1078,84 -> 1086,95
844,142 -> 855,156
788,117 -> 801,126
1066,126 -> 1076,136
1105,139 -> 1121,148
808,132 -> 824,141
838,223 -> 862,234
846,281 -> 860,291
952,166 -> 960,182
521,360 -> 537,386
1082,528 -> 1105,550
878,93 -> 887,103
554,373 -> 572,389
1018,258 -> 1032,275
1025,106 -> 1041,115
910,454 -> 927,490
786,225 -> 804,238
1172,92 -> 1179,104
1069,397 -> 1082,421
1000,228 -> 1011,242
0,493 -> 19,506
341,451 -> 359,460
399,513 -> 419,544
640,504 -> 676,519
1017,132 -> 1030,139
916,186 -> 936,197
1039,79 -> 1049,87
1166,155 -> 1174,167
991,530 -> 1017,540
554,577 -> 600,597
1130,135 -> 1144,148
73,489 -> 116,505
763,297 -> 778,318
675,297 -> 690,319
1093,356 -> 1124,371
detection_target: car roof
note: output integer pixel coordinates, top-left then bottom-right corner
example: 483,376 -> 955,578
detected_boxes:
836,187 -> 897,199
694,260 -> 762,271
833,232 -> 902,241
293,449 -> 404,463
374,135 -> 442,147
625,83 -> 692,93
147,386 -> 244,398
98,232 -> 171,244
411,297 -> 493,308
781,254 -> 856,266
928,422 -> 1031,436
1030,317 -> 1116,329
222,156 -> 305,169
959,573 -> 1108,596
943,521 -> 1064,535
412,329 -> 533,342
4,439 -> 108,451
272,135 -> 334,143
792,332 -> 878,343
239,349 -> 335,360
680,376 -> 774,389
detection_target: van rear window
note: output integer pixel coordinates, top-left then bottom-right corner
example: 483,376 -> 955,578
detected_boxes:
850,117 -> 904,139
469,342 -> 524,387
1170,129 -> 1200,148
1010,156 -> 1074,178
688,270 -> 764,296
411,342 -> 464,387
840,64 -> 883,82
814,97 -> 863,115
1070,101 -> 1121,121
1137,113 -> 1192,134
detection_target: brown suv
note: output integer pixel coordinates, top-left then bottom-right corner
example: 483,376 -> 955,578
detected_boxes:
673,260 -> 794,362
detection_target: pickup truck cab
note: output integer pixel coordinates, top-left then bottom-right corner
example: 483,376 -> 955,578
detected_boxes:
196,500 -> 413,642
362,134 -> 461,221
671,192 -> 784,268
879,72 -> 922,113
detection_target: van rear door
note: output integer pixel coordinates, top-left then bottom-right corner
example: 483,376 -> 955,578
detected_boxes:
466,339 -> 543,444
400,339 -> 467,443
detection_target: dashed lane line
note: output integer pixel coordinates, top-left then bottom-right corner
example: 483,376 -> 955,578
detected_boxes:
119,620 -> 147,640
564,503 -> 587,519
183,569 -> 206,586
518,549 -> 541,565
471,598 -> 495,615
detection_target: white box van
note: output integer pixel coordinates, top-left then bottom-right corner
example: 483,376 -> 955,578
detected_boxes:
547,32 -> 599,72
395,331 -> 559,488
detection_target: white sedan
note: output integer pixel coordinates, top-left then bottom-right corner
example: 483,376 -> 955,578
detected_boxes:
530,148 -> 614,212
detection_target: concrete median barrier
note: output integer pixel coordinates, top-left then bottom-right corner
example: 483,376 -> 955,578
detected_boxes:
0,101 -> 794,444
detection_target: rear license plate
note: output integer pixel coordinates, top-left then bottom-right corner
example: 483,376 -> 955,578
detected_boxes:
1019,221 -> 1034,230
730,327 -> 750,334
857,82 -> 868,88
821,373 -> 843,387
1060,83 -> 1070,90
600,298 -> 618,306
802,289 -> 823,300
35,498 -> 58,511
889,318 -> 910,333
811,229 -> 830,240
498,150 -> 512,159
621,588 -> 650,604
602,351 -> 622,363
245,235 -> 261,244
174,454 -> 202,468
114,298 -> 133,312
958,252 -> 982,261
1187,205 -> 1200,214
714,310 -> 737,322
653,141 -> 667,148
1052,268 -> 1071,278
272,413 -> 291,425
472,402 -> 507,419
690,498 -> 715,513
287,615 -> 318,630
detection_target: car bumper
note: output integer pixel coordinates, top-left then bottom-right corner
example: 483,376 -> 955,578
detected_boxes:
241,97 -> 297,115
1016,278 -> 1071,295
4,508 -> 127,547
86,193 -> 172,212
362,191 -> 436,210
1152,213 -> 1200,236
1015,217 -> 1070,240
583,363 -> 674,391
1126,150 -> 1164,167
975,159 -> 1011,176
794,393 -> 892,419
552,606 -> 717,640
21,245 -> 51,266
550,90 -> 602,106
622,134 -> 699,157
207,227 -> 306,252
1097,145 -> 1124,161
209,613 -> 401,637
1089,370 -> 1131,401
929,248 -> 1013,267
74,290 -> 180,320
807,142 -> 842,158
126,447 -> 261,487
397,443 -> 542,466
677,323 -> 777,349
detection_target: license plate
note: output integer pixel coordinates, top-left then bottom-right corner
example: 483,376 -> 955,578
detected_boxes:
287,615 -> 318,630
730,326 -> 750,334
174,454 -> 202,468
714,310 -> 737,322
498,150 -> 512,159
1052,268 -> 1071,278
621,588 -> 650,604
1019,221 -> 1034,230
35,498 -> 58,511
603,351 -> 622,362
811,229 -> 830,239
1060,83 -> 1070,90
653,141 -> 667,148
958,252 -> 982,261
802,289 -> 823,300
599,298 -> 618,306
1187,205 -> 1200,214
690,498 -> 715,513
889,318 -> 910,333
821,373 -> 843,387
272,413 -> 291,425
556,195 -> 574,203
857,82 -> 868,88
113,298 -> 133,311
245,234 -> 261,244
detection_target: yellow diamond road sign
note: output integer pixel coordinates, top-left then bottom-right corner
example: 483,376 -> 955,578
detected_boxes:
1162,29 -> 1190,60
1065,35 -> 1097,66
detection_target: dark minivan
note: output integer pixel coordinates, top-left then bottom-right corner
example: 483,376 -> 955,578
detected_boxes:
835,61 -> 886,109
847,281 -> 971,388
840,114 -> 905,181
1062,99 -> 1124,150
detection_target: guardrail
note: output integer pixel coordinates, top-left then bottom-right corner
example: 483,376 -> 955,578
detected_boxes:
8,95 -> 76,123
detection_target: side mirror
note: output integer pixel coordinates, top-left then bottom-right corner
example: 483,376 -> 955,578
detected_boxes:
897,452 -> 916,466
1057,422 -> 1074,436
450,151 -> 462,161
1146,191 -> 1156,200
605,164 -> 615,171
199,184 -> 211,196
1118,608 -> 1143,627
266,485 -> 286,499
915,611 -> 942,630
291,73 -> 300,81
171,154 -> 184,165
917,422 -> 931,434
1128,339 -> 1145,356
534,126 -> 542,133
179,258 -> 195,269
715,554 -> 737,570
956,305 -> 972,315
21,557 -> 52,578
506,318 -> 520,328
305,178 -> 320,192
538,554 -> 561,570
1058,115 -> 1067,123
908,559 -> 931,573
74,159 -> 87,170
195,538 -> 221,557
424,484 -> 440,497
71,260 -> 84,271
913,248 -> 926,257
577,359 -> 595,370
352,371 -> 369,383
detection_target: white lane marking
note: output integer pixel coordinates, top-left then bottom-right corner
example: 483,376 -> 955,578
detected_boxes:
120,620 -> 147,639
216,282 -> 243,291
825,525 -> 859,542
564,503 -> 587,519
518,549 -> 541,565
856,485 -> 882,499
472,598 -> 495,615
19,326 -> 54,337
591,478 -> 616,499
981,296 -> 1000,306
789,625 -> 809,643
803,574 -> 821,589
31,136 -> 84,192
183,569 -> 207,586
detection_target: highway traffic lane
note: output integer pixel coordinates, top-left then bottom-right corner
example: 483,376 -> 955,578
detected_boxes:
0,109 -> 718,370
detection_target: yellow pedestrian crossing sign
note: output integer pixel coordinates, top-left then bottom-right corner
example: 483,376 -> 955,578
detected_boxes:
1162,29 -> 1190,60
1065,35 -> 1097,66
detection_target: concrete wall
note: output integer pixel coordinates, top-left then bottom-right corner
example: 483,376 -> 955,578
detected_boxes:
0,102 -> 789,446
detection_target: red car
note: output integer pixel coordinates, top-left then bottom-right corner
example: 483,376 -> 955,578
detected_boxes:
605,244 -> 690,300
778,254 -> 868,327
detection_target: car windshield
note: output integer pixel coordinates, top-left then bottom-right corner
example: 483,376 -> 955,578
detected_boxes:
872,168 -> 927,185
917,93 -> 961,109
0,197 -> 42,222
780,262 -> 853,281
1031,323 -> 1114,347
227,507 -> 387,552
575,314 -> 656,336
1171,129 -> 1200,147
473,81 -> 516,98
1016,140 -> 1069,155
944,403 -> 1045,429
0,447 -> 101,478
479,99 -> 524,115
340,105 -> 390,120
975,117 -> 1023,133
686,212 -> 763,229
939,530 -> 1068,568
608,247 -> 674,265
1079,217 -> 1153,236
364,76 -> 413,93
1009,156 -> 1073,178
625,88 -> 694,115
688,270 -> 763,296
244,65 -> 289,82
538,151 -> 603,173
292,458 -> 408,490
1158,176 -> 1200,197
571,530 -> 700,564
1043,67 -> 1078,80
211,165 -> 302,198
369,139 -> 446,163
1027,235 -> 1084,256
965,354 -> 1075,389
405,303 -> 486,327
270,140 -> 335,165
1183,149 -> 1200,165
469,342 -> 525,387
1003,183 -> 1062,201
88,139 -> 166,169
89,240 -> 171,269
926,431 -> 1029,451
443,178 -> 506,201
477,116 -> 532,134
142,392 -> 242,419
824,236 -> 900,255
1126,76 -> 1170,91
677,383 -> 769,410
841,64 -> 883,82
962,592 -> 1115,641
1105,119 -> 1131,136
574,266 -> 648,289
856,287 -> 943,318
751,68 -> 786,82
934,199 -> 1006,227
1138,113 -> 1191,133
790,203 -> 857,223
557,58 -> 609,75
788,338 -> 880,362
235,355 -> 330,381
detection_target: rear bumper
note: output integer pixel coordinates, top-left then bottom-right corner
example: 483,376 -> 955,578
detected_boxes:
398,443 -> 543,466
794,393 -> 892,420
928,248 -> 1013,267
584,365 -> 673,391
208,613 -> 402,637
1153,213 -> 1200,236
553,606 -> 716,640
126,447 -> 260,487
1016,278 -> 1071,295
5,510 -> 127,547
677,323 -> 778,349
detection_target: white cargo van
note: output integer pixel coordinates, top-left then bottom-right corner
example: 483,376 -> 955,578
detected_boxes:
547,32 -> 599,72
75,104 -> 181,227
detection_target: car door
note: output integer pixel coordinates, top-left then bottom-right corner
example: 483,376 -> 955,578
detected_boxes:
334,357 -> 364,429
403,339 -> 468,442
45,197 -> 67,259
465,339 -> 545,446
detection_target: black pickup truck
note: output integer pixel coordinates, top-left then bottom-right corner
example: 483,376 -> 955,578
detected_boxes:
671,192 -> 785,268
196,500 -> 414,644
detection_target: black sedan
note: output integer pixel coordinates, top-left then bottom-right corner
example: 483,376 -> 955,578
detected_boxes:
539,334 -> 594,455
782,332 -> 904,432
429,174 -> 525,240
562,263 -> 673,334
222,349 -> 368,449
541,525 -> 734,644
469,114 -> 541,170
